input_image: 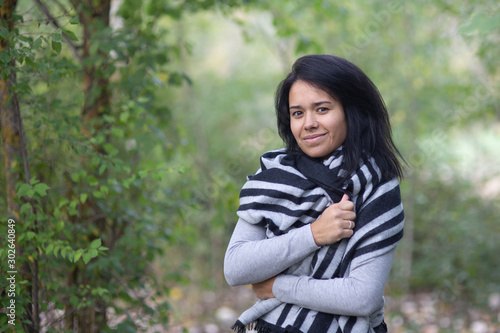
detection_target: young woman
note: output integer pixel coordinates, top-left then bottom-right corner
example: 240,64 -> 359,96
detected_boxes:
224,54 -> 405,333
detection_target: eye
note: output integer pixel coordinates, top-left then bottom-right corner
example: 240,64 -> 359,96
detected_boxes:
291,110 -> 303,117
317,107 -> 328,113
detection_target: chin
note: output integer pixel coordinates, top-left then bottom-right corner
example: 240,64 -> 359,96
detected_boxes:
305,150 -> 330,159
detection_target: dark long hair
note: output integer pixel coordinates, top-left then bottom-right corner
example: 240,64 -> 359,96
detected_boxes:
275,54 -> 405,180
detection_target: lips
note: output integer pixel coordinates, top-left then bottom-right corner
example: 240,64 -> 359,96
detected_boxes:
303,133 -> 326,143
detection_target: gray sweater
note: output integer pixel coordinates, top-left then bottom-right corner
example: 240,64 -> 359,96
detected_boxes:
224,218 -> 395,319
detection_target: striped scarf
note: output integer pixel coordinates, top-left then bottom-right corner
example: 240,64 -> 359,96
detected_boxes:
232,147 -> 404,333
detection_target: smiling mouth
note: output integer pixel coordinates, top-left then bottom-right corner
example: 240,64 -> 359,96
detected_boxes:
303,133 -> 326,142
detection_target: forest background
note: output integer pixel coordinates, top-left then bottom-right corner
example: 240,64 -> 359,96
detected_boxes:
0,0 -> 499,332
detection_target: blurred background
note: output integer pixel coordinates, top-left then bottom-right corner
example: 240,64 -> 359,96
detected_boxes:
0,0 -> 499,332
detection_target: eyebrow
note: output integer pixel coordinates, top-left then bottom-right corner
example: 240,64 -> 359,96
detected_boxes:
289,101 -> 333,110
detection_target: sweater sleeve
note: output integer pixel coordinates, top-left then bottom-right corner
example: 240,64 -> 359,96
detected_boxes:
224,218 -> 320,286
272,245 -> 396,317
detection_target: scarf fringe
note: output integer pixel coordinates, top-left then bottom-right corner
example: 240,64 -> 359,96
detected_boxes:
231,320 -> 251,333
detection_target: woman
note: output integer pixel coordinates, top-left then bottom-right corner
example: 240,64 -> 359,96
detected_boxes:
224,54 -> 405,333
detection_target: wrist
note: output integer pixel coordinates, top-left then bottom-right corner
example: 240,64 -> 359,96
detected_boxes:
310,221 -> 323,246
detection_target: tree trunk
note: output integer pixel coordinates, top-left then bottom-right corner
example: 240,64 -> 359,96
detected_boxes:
1,1 -> 39,332
75,1 -> 111,332
1,0 -> 20,218
80,0 -> 111,138
36,1 -> 113,330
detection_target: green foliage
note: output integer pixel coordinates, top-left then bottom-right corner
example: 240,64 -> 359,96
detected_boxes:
0,0 -> 253,331
409,178 -> 499,300
453,2 -> 500,76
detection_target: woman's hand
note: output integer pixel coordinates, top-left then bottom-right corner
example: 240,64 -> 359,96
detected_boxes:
252,276 -> 277,300
311,194 -> 356,246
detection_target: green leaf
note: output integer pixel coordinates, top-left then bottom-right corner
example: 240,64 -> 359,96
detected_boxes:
12,14 -> 23,23
90,238 -> 102,249
89,248 -> 98,258
93,190 -> 104,198
90,42 -> 99,55
55,220 -> 64,232
46,244 -> 54,255
17,35 -> 33,43
98,163 -> 107,175
61,247 -> 68,259
52,29 -> 63,43
32,37 -> 42,50
63,29 -> 78,41
111,127 -> 124,138
20,202 -> 32,215
0,27 -> 9,40
103,143 -> 118,155
80,193 -> 88,204
70,295 -> 78,307
0,50 -> 11,64
70,172 -> 80,182
69,16 -> 80,25
26,231 -> 36,240
100,186 -> 109,195
25,56 -> 37,69
34,183 -> 50,196
17,183 -> 34,197
168,72 -> 183,86
82,253 -> 91,264
52,40 -> 61,54
74,250 -> 83,263
119,111 -> 130,123
58,198 -> 69,208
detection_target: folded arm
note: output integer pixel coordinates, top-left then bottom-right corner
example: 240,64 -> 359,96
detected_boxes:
224,216 -> 394,317
272,246 -> 395,317
224,194 -> 355,286
224,218 -> 319,286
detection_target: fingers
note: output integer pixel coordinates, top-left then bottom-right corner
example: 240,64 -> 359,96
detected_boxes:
337,193 -> 354,211
310,194 -> 357,246
325,202 -> 356,220
342,210 -> 356,221
251,277 -> 276,300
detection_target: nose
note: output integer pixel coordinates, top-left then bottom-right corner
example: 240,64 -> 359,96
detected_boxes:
304,112 -> 318,130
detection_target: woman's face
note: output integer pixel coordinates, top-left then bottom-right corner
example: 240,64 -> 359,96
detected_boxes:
289,80 -> 347,159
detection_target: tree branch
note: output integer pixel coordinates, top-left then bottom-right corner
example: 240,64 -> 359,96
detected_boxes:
33,0 -> 83,63
53,0 -> 72,17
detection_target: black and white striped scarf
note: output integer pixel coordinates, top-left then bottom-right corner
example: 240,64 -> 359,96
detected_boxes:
232,147 -> 404,333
